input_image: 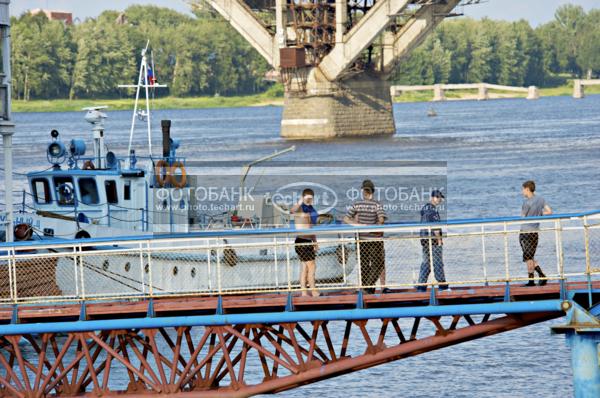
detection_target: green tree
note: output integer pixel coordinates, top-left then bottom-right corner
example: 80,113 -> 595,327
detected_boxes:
552,4 -> 587,76
576,9 -> 600,77
70,13 -> 136,99
11,13 -> 73,100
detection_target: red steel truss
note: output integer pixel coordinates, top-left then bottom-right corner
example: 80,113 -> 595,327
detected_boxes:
0,311 -> 559,397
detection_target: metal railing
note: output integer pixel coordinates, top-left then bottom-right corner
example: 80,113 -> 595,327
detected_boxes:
1,210 -> 599,304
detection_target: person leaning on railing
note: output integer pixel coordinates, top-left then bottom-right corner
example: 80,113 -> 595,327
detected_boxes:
343,180 -> 388,295
416,190 -> 449,292
291,189 -> 320,297
520,180 -> 552,287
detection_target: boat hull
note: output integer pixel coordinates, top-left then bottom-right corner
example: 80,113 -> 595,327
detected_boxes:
55,244 -> 357,297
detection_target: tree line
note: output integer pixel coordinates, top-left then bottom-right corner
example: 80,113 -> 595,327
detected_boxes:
10,4 -> 600,101
11,5 -> 269,101
392,5 -> 600,87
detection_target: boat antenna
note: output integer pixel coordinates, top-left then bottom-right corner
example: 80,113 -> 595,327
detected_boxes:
118,40 -> 167,158
240,146 -> 295,195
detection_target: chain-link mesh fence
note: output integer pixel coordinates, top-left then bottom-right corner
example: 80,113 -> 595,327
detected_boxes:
1,214 -> 599,303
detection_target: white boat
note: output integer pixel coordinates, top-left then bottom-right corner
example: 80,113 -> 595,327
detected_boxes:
5,43 -> 356,296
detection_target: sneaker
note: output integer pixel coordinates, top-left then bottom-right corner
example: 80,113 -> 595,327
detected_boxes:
438,284 -> 450,291
523,281 -> 536,287
538,279 -> 548,286
382,288 -> 392,294
363,288 -> 376,295
415,286 -> 427,293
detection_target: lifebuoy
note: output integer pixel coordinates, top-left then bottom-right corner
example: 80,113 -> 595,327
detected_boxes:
83,160 -> 95,170
167,161 -> 187,188
154,160 -> 169,187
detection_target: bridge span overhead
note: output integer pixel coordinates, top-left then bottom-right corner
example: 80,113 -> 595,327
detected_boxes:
198,0 -> 464,138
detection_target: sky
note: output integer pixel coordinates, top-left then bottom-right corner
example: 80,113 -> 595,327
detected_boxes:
9,0 -> 600,27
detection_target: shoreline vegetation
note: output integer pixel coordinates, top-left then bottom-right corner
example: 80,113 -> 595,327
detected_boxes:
12,83 -> 600,113
12,4 -> 600,113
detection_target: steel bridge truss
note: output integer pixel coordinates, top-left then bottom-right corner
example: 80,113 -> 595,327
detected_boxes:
0,310 -> 559,397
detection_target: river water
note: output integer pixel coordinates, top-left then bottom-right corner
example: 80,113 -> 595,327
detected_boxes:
4,95 -> 600,396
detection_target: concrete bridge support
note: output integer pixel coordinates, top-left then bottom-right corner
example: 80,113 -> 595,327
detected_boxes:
432,84 -> 445,102
527,85 -> 540,100
281,74 -> 395,139
477,84 -> 489,101
202,0 -> 462,139
573,79 -> 600,99
574,79 -> 585,99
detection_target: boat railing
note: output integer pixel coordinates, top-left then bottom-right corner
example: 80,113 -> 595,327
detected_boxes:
1,210 -> 599,304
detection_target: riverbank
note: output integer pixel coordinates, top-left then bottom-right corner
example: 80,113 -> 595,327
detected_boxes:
12,83 -> 600,113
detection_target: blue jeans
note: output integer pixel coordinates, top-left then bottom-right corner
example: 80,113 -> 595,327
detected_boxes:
418,243 -> 447,288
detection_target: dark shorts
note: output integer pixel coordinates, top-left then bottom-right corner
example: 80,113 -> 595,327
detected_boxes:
358,239 -> 386,287
519,232 -> 539,262
295,237 -> 316,262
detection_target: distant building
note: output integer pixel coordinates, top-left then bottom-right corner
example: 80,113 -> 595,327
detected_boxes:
30,9 -> 73,25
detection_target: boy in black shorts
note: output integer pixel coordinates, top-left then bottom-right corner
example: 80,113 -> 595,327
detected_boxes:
292,189 -> 320,297
520,180 -> 552,286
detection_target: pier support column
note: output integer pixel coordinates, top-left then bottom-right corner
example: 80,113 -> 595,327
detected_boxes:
432,84 -> 445,102
553,302 -> 600,398
527,86 -> 539,100
566,331 -> 600,397
573,79 -> 585,99
281,73 -> 396,139
477,84 -> 488,101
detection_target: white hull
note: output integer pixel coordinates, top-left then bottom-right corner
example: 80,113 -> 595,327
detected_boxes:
55,244 -> 357,297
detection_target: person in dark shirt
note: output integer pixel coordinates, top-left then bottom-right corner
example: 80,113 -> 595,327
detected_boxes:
416,190 -> 449,292
344,179 -> 388,294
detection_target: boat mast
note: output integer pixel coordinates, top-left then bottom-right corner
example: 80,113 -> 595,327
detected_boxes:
119,41 -> 167,159
0,0 -> 14,242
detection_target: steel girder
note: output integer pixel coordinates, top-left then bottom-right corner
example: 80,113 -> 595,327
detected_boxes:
0,310 -> 560,397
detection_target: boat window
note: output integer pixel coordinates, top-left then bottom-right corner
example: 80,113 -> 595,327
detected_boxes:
31,178 -> 51,204
105,180 -> 118,204
124,181 -> 131,201
53,176 -> 75,206
78,178 -> 99,205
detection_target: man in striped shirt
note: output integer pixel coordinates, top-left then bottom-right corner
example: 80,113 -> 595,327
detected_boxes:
344,180 -> 387,294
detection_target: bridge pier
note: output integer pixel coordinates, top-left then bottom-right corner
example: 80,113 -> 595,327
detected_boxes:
567,332 -> 600,397
527,85 -> 540,100
552,302 -> 600,398
203,0 -> 462,139
432,84 -> 446,102
573,79 -> 585,99
281,73 -> 395,139
477,84 -> 489,101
